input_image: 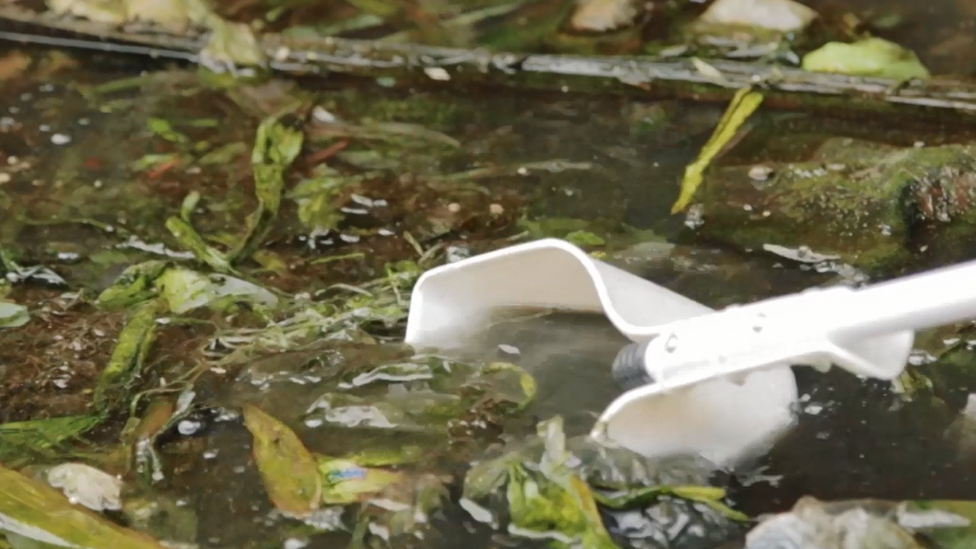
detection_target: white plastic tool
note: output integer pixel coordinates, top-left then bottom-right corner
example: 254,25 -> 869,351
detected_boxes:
403,238 -> 976,466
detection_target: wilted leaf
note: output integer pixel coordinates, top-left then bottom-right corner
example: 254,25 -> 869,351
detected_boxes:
506,463 -> 619,549
595,485 -> 748,521
132,153 -> 182,172
802,38 -> 930,80
93,300 -> 160,413
0,463 -> 167,549
304,392 -> 462,434
199,18 -> 267,71
165,216 -> 233,273
310,122 -> 460,148
671,87 -> 763,213
0,301 -> 28,328
474,0 -> 577,51
288,169 -> 350,233
146,117 -> 189,145
241,404 -> 322,517
229,116 -> 303,264
475,362 -> 538,412
339,445 -> 426,467
155,267 -> 278,314
96,261 -> 170,310
1,248 -> 67,287
197,142 -> 247,165
898,500 -> 976,548
316,457 -> 407,505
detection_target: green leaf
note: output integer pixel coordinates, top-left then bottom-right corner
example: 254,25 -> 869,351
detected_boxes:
179,191 -> 201,222
228,117 -> 303,264
594,485 -> 749,521
242,404 -> 322,518
565,230 -> 606,247
0,301 -> 28,328
164,216 -> 233,273
0,463 -> 168,549
146,117 -> 189,145
671,87 -> 764,214
316,457 -> 406,505
475,362 -> 537,413
0,416 -> 102,467
802,37 -> 930,80
506,463 -> 619,549
900,500 -> 976,548
93,300 -> 160,413
197,142 -> 247,165
288,169 -> 350,232
155,267 -> 278,314
95,261 -> 170,310
199,17 -> 267,70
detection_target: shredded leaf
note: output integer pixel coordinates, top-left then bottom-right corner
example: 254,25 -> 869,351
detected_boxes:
229,116 -> 304,264
93,299 -> 161,413
155,267 -> 278,314
0,416 -> 102,467
594,485 -> 749,521
506,463 -> 620,549
95,260 -> 170,310
671,87 -> 764,213
242,404 -> 322,517
165,216 -> 233,273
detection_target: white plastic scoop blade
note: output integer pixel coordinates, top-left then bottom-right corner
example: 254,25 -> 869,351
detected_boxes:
404,238 -> 799,466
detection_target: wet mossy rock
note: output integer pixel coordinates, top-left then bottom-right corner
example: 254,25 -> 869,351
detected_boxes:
692,139 -> 976,275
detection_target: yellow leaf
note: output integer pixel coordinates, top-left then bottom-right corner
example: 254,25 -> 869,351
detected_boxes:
671,87 -> 764,214
242,405 -> 322,517
0,464 -> 167,549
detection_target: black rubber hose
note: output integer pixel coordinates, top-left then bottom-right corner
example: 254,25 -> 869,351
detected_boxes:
611,341 -> 655,390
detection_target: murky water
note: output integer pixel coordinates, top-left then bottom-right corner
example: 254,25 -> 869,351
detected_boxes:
3,7 -> 976,544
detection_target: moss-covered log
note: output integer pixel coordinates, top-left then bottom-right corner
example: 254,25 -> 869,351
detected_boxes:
690,138 -> 976,276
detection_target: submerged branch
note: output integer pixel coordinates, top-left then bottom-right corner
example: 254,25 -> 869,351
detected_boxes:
3,6 -> 976,119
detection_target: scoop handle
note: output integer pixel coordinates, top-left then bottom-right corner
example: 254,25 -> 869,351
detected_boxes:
830,258 -> 976,342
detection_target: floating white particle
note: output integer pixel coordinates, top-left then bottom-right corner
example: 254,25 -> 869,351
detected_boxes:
498,344 -> 521,356
424,67 -> 450,81
51,133 -> 72,145
350,194 -> 374,207
178,420 -> 202,435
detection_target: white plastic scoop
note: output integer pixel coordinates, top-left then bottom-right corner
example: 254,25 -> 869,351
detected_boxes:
403,238 -> 976,466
